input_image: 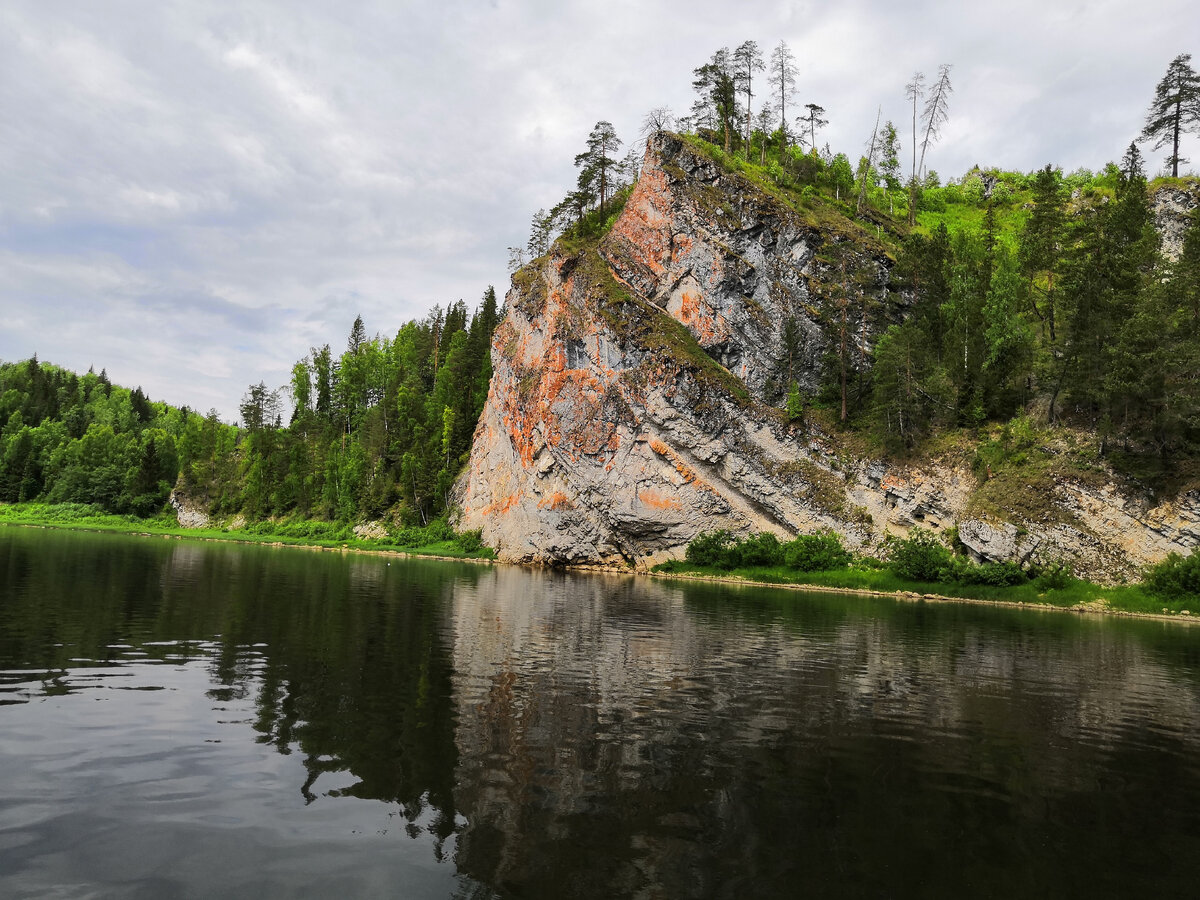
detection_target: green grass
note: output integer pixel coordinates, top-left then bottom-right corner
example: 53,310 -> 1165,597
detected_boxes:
0,502 -> 496,560
651,559 -> 1194,618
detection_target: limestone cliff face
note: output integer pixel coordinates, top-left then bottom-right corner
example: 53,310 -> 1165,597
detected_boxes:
455,135 -> 888,567
456,136 -> 1200,579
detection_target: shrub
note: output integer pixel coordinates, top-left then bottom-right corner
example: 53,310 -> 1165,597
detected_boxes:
888,528 -> 953,581
686,529 -> 738,568
1145,552 -> 1200,599
947,558 -> 1027,586
734,532 -> 785,567
1032,560 -> 1073,590
453,529 -> 486,554
784,531 -> 851,572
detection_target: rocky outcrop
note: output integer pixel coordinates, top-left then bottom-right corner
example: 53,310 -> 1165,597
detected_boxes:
455,135 -> 893,567
456,136 -> 1200,580
169,488 -> 210,529
1152,183 -> 1199,261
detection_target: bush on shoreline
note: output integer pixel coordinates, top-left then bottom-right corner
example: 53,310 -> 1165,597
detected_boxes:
677,526 -> 1044,590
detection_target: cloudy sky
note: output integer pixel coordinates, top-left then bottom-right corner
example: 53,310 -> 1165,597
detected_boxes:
2,0 -> 1197,419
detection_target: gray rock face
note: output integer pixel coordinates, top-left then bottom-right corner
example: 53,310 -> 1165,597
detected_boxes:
169,488 -> 210,529
1152,184 -> 1199,261
602,134 -> 895,402
455,136 -> 1200,579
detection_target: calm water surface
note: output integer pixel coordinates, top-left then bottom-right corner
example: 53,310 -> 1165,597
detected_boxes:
2,527 -> 1199,898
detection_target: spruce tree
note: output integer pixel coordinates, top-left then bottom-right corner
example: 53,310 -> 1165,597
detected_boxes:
1018,165 -> 1067,342
1141,53 -> 1200,178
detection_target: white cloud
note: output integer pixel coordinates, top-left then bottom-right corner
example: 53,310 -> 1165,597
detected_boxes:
2,0 -> 1199,418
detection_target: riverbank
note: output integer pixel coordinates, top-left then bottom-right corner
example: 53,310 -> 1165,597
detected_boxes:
643,567 -> 1200,625
4,503 -> 1196,624
0,502 -> 495,563
643,560 -> 1199,623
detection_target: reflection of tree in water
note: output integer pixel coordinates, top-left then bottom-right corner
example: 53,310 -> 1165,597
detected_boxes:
198,552 -> 473,854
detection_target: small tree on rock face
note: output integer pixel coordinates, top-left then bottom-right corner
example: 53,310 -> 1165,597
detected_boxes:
1141,53 -> 1200,178
800,103 -> 827,152
527,208 -> 552,259
641,106 -> 674,140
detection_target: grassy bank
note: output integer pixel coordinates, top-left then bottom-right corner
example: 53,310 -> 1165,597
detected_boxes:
652,559 -> 1194,619
0,502 -> 496,561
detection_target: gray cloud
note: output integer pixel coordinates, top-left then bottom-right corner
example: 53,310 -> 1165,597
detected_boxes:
1,0 -> 1197,417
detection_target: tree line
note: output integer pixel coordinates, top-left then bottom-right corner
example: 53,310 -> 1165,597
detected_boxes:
0,288 -> 500,526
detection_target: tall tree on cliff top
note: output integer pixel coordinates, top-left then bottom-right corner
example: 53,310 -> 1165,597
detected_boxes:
768,40 -> 798,148
904,71 -> 926,225
918,65 -> 953,180
1140,53 -> 1200,178
734,41 -> 765,158
574,121 -> 622,216
856,107 -> 882,215
693,48 -> 739,153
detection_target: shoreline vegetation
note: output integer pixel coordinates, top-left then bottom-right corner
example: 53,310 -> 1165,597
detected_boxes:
5,503 -> 1197,624
0,502 -> 495,562
652,527 -> 1200,621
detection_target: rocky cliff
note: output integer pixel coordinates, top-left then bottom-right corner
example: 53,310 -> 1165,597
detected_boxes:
455,135 -> 1199,580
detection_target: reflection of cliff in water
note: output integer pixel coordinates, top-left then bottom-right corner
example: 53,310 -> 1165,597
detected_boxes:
447,569 -> 1200,898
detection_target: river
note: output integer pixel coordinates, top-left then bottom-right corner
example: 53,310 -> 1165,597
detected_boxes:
2,527 -> 1199,897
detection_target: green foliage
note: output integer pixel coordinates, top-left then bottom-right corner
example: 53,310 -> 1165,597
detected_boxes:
736,531 -> 785,567
1144,552 -> 1200,600
782,531 -> 851,572
1032,560 -> 1074,591
942,557 -> 1027,586
686,529 -> 739,568
785,382 -> 805,422
887,528 -> 953,581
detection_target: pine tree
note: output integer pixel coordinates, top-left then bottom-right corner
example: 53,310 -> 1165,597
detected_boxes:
1140,53 -> 1200,178
800,103 -> 827,152
693,49 -> 739,153
574,121 -> 622,216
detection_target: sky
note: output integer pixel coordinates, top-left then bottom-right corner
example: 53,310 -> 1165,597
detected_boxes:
2,0 -> 1197,420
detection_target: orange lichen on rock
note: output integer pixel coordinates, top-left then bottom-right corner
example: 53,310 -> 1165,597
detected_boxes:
538,492 -> 574,510
608,156 -> 674,277
647,437 -> 699,485
481,493 -> 519,517
674,291 -> 724,345
637,488 -> 683,511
